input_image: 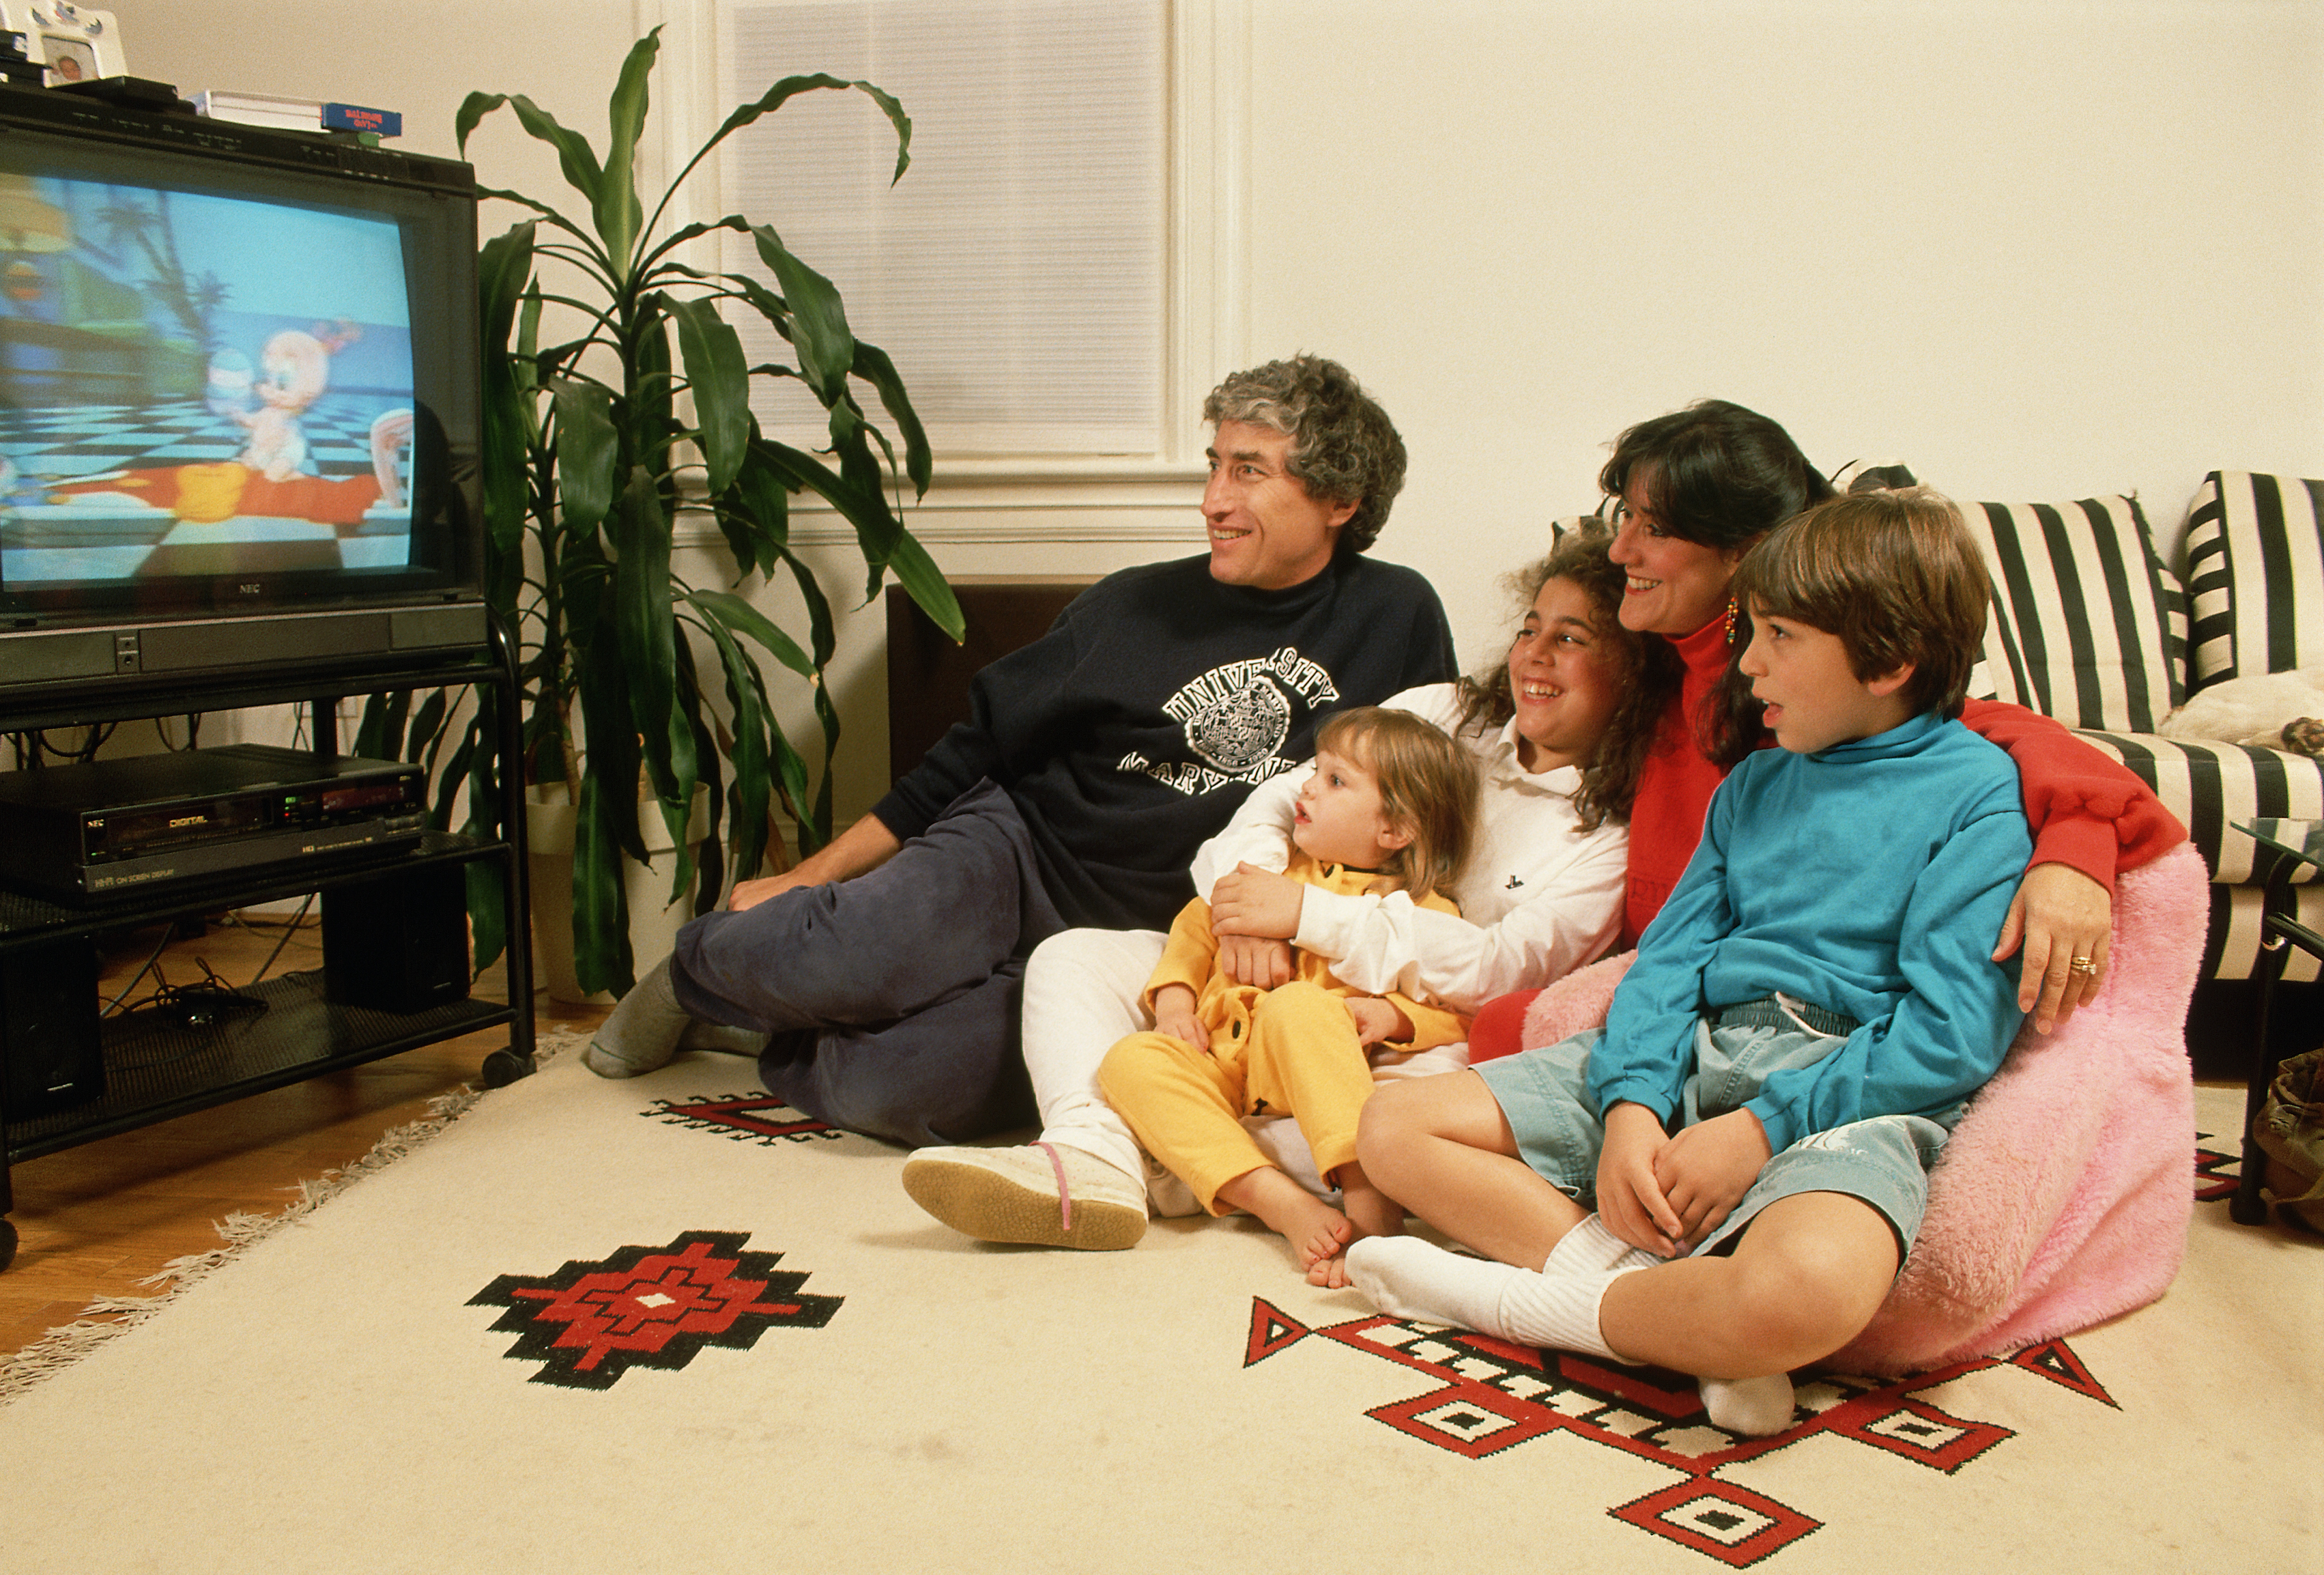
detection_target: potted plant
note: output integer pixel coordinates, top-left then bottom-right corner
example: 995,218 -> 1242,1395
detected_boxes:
365,26 -> 962,999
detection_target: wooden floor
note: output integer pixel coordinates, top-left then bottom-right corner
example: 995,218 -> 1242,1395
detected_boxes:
0,911 -> 609,1359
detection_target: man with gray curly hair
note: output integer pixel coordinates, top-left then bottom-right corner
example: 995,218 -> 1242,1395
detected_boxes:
583,355 -> 1454,1154
1203,354 -> 1406,559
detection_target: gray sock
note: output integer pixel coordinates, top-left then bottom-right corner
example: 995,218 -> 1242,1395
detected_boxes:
677,1019 -> 773,1057
583,957 -> 691,1077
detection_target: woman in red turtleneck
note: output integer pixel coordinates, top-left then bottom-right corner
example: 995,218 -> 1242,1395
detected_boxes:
1467,400 -> 2183,1058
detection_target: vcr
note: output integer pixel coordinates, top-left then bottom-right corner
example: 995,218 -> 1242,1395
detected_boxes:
0,743 -> 426,902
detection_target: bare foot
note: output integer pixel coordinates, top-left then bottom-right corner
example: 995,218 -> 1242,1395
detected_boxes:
1216,1165 -> 1355,1272
1306,1163 -> 1403,1288
1336,1163 -> 1405,1243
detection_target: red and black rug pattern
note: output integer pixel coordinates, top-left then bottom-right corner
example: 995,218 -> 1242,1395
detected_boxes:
2194,1129 -> 2241,1205
646,1092 -> 844,1146
1246,1300 -> 2112,1568
470,1231 -> 842,1390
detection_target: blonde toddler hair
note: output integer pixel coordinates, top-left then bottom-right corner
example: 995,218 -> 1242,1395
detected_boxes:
1312,707 -> 1478,905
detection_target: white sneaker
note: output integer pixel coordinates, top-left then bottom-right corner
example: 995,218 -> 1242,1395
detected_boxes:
902,1142 -> 1147,1250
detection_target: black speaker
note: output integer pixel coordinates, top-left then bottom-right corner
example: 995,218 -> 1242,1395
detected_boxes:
321,863 -> 471,1013
2,937 -> 102,1118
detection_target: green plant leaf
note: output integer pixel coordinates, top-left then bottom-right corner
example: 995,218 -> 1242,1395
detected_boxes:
693,586 -> 814,678
407,689 -> 449,760
852,338 -> 932,498
751,225 -> 852,400
690,604 -> 773,881
883,527 -> 965,643
606,466 -> 681,806
597,28 -> 659,270
477,224 -> 536,564
773,544 -> 837,666
751,437 -> 895,557
433,726 -> 479,834
666,295 -> 750,494
572,763 -> 633,995
467,92 -> 607,216
715,436 -> 790,580
549,378 -> 618,532
708,75 -> 911,184
464,860 -> 509,978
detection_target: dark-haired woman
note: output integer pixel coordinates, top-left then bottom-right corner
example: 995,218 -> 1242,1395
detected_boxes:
1465,400 -> 2184,1062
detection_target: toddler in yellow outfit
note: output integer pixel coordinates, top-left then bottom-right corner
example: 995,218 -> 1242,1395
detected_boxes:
1099,707 -> 1477,1276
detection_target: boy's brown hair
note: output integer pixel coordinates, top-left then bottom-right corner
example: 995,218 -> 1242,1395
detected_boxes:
1313,707 -> 1478,905
1731,486 -> 1991,718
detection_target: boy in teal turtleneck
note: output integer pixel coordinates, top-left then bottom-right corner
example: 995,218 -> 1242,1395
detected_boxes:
1343,487 -> 2032,1437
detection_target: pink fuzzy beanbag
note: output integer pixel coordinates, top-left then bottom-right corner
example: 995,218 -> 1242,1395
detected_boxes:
1515,842 -> 2208,1376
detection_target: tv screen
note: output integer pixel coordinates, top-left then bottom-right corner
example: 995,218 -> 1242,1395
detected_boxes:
0,85 -> 483,700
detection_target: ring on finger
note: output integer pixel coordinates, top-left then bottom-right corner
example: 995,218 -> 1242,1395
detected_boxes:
2067,954 -> 2100,977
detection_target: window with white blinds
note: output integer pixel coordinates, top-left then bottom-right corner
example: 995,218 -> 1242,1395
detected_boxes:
717,0 -> 1167,459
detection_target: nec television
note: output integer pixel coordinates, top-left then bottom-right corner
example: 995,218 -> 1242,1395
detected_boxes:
0,82 -> 484,705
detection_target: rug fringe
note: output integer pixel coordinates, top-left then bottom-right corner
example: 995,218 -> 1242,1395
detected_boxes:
0,1030 -> 580,1406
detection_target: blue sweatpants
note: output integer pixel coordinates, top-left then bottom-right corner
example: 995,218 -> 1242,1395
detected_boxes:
667,780 -> 1065,1147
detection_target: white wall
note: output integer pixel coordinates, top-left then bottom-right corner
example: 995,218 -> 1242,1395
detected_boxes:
1237,0 -> 2324,670
105,0 -> 2324,837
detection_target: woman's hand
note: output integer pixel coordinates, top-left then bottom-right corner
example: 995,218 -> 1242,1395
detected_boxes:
1990,862 -> 2112,1034
1595,1103 -> 1684,1258
1207,863 -> 1306,940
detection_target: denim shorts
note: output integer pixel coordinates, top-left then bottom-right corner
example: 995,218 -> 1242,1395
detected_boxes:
1474,1002 -> 1958,1259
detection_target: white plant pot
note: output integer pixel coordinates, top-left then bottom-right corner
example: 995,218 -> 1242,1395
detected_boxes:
527,784 -> 713,1005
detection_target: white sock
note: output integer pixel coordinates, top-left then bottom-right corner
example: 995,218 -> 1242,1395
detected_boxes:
1545,1214 -> 1663,1277
1345,1233 -> 1651,1363
1491,1263 -> 1642,1361
1344,1236 -> 1522,1335
1700,1374 -> 1796,1436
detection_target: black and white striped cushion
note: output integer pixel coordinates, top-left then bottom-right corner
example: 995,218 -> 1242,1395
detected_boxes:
1957,496 -> 2187,735
2182,470 -> 2324,689
2078,730 -> 2324,876
2074,727 -> 2324,980
2202,885 -> 2323,985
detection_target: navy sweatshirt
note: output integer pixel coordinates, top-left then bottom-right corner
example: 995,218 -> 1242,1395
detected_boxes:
872,552 -> 1455,931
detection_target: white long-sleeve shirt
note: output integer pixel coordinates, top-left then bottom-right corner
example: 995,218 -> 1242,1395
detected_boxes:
1188,683 -> 1628,1014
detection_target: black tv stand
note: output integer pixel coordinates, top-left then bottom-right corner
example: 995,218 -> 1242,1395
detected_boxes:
0,619 -> 535,1272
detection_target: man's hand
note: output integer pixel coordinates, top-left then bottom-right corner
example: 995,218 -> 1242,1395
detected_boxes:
730,814 -> 902,912
1595,1103 -> 1685,1258
1149,983 -> 1207,1052
1650,1107 -> 1771,1250
729,868 -> 817,912
1216,933 -> 1294,989
1343,995 -> 1411,1047
1207,863 -> 1306,940
1990,861 -> 2112,1034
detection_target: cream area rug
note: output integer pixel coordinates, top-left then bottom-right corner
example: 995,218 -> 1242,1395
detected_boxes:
0,1046 -> 2313,1574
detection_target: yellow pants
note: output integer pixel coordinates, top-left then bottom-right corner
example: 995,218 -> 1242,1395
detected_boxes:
1098,980 -> 1377,1216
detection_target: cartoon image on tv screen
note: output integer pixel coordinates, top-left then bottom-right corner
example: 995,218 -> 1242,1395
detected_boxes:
0,169 -> 417,591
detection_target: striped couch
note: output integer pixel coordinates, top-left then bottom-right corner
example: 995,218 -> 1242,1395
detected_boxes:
1960,470 -> 2323,982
